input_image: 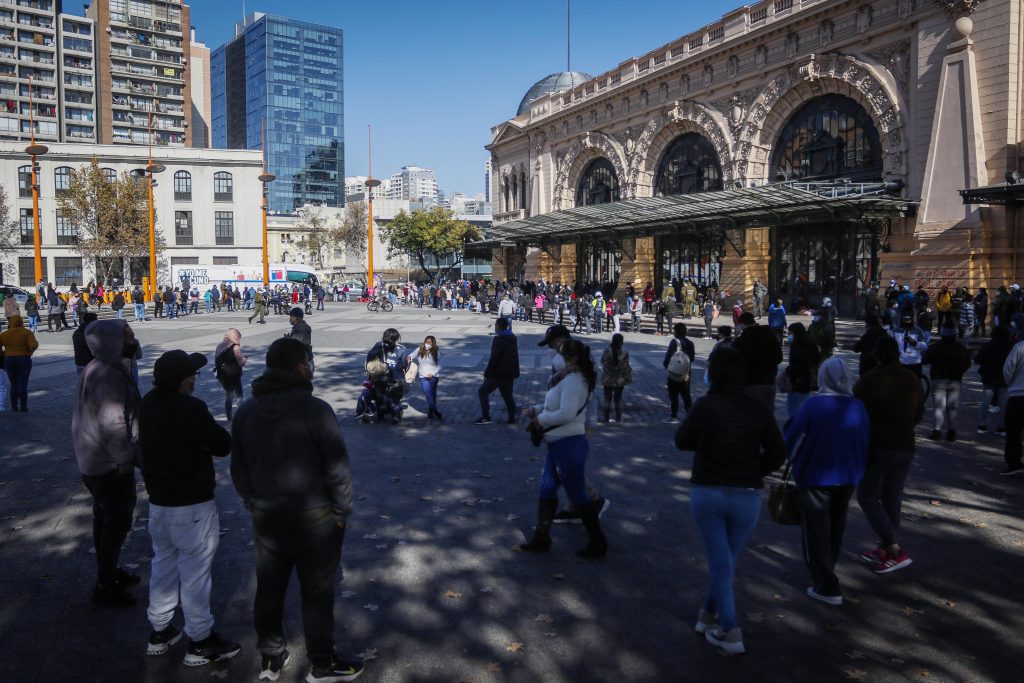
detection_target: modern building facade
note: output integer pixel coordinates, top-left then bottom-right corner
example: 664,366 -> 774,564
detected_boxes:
56,13 -> 97,143
385,165 -> 438,203
188,28 -> 209,148
86,0 -> 193,147
486,0 -> 1023,315
211,13 -> 344,214
0,141 -> 263,287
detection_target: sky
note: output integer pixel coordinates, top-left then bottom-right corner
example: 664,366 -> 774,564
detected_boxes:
190,0 -> 738,198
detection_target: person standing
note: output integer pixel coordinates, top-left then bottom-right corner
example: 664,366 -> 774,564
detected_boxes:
287,307 -> 315,376
0,315 -> 38,411
767,298 -> 787,344
702,298 -> 718,338
412,335 -> 443,420
752,280 -> 768,319
231,338 -> 363,683
139,350 -> 241,664
662,322 -> 695,423
72,320 -> 143,606
600,333 -> 632,423
854,337 -> 924,572
474,317 -> 519,424
497,294 -> 515,331
784,358 -> 869,606
24,295 -> 39,334
153,288 -> 164,318
520,339 -> 607,558
164,287 -> 176,319
922,324 -> 971,442
112,290 -> 125,320
47,289 -> 62,332
674,347 -> 785,655
852,315 -> 888,377
973,287 -> 989,337
249,289 -> 267,324
3,291 -> 20,325
73,312 -> 99,375
733,312 -> 783,410
1000,332 -> 1024,476
215,328 -> 248,420
132,286 -> 146,322
784,323 -> 820,419
975,325 -> 1012,435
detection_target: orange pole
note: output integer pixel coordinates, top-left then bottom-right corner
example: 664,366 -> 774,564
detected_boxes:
148,112 -> 156,298
367,124 -> 374,292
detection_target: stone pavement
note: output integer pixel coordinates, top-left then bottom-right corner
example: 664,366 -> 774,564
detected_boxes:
0,304 -> 1022,683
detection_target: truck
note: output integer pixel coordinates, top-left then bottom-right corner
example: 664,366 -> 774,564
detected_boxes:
169,263 -> 322,292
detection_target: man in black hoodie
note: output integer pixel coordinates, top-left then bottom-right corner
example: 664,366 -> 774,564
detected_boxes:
72,312 -> 99,375
732,312 -> 783,409
139,350 -> 240,665
231,338 -> 361,683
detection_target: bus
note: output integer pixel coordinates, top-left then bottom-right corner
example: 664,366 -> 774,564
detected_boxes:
169,263 -> 321,291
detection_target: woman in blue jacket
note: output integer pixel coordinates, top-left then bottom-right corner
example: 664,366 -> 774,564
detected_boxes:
783,357 -> 868,606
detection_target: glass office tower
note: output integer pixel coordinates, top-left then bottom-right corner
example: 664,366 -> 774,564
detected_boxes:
211,13 -> 343,213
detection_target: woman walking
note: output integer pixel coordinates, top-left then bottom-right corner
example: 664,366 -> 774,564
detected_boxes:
0,315 -> 39,412
784,322 -> 820,419
783,358 -> 869,606
413,335 -> 443,420
24,295 -> 39,334
674,347 -> 785,654
520,339 -> 607,558
214,328 -> 247,420
600,334 -> 632,423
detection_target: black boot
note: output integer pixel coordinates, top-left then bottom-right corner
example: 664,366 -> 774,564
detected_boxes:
519,498 -> 558,552
577,500 -> 608,559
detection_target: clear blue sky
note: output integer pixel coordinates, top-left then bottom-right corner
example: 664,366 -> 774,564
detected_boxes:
191,0 -> 736,198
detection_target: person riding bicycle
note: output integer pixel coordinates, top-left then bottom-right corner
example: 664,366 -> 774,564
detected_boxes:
889,312 -> 928,377
365,328 -> 409,423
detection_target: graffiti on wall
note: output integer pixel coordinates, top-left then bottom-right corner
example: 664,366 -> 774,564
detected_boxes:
913,268 -> 967,292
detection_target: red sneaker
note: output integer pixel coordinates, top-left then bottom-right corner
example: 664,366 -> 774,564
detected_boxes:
859,547 -> 885,564
873,550 -> 912,574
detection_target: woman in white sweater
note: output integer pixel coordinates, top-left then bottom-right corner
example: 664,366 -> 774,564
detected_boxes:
413,335 -> 443,420
521,339 -> 607,558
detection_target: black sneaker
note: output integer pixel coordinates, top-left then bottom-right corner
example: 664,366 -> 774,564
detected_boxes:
928,429 -> 941,440
114,567 -> 141,588
183,631 -> 241,667
977,425 -> 987,434
946,429 -> 957,442
306,658 -> 364,682
552,506 -> 582,525
260,650 -> 290,681
999,466 -> 1024,477
91,584 -> 136,607
473,417 -> 491,425
147,624 -> 182,656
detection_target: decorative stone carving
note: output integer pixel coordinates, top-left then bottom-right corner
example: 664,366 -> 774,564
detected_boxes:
856,6 -> 873,34
785,33 -> 800,59
754,45 -> 769,68
819,20 -> 834,48
898,0 -> 915,20
711,85 -> 762,138
798,54 -> 821,82
640,90 -> 649,108
606,103 -> 614,120
934,0 -> 982,16
867,40 -> 912,98
552,131 -> 629,209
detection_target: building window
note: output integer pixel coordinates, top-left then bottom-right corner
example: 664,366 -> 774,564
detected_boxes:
102,167 -> 118,183
173,170 -> 192,201
214,171 -> 233,201
19,209 -> 36,245
654,133 -> 724,196
769,94 -> 883,182
575,158 -> 620,207
18,165 -> 32,198
170,257 -> 199,265
174,211 -> 193,245
56,212 -> 78,245
214,211 -> 234,245
212,256 -> 238,265
54,166 -> 73,195
54,257 -> 83,287
18,257 -> 46,288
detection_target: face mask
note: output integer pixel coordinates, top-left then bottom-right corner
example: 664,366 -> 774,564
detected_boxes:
424,343 -> 433,351
551,353 -> 567,371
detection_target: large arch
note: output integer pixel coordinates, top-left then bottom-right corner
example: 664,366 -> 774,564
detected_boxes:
736,53 -> 908,184
552,131 -> 627,210
628,101 -> 733,198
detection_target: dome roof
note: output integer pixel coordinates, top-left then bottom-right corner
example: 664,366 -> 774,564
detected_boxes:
517,71 -> 594,116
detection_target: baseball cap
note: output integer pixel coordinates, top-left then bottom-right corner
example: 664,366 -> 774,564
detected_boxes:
538,324 -> 571,347
153,350 -> 207,390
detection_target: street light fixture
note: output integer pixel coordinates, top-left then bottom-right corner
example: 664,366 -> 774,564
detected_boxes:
365,124 -> 379,293
24,78 -> 48,286
259,117 -> 275,287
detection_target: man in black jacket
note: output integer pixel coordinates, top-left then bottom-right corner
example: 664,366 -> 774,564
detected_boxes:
475,317 -> 520,424
72,312 -> 99,375
231,338 -> 361,683
139,350 -> 240,665
663,322 -> 696,422
732,312 -> 783,409
287,306 -> 315,375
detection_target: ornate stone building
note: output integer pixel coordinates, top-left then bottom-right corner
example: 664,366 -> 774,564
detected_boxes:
485,0 -> 1020,314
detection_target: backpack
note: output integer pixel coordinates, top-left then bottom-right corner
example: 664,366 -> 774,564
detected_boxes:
215,344 -> 242,381
666,340 -> 691,381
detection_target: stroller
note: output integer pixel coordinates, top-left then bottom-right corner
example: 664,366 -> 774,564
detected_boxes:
356,377 -> 406,424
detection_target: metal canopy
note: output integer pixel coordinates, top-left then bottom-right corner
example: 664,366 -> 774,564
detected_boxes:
960,182 -> 1024,206
477,182 -> 916,249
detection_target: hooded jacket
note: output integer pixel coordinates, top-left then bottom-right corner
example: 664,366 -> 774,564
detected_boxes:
72,320 -> 141,476
0,316 -> 38,356
3,296 -> 19,319
215,328 -> 247,368
230,369 -> 353,524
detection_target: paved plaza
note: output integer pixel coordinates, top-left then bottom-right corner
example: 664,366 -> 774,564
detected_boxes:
0,303 -> 1022,683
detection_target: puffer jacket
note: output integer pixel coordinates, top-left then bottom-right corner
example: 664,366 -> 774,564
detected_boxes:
0,316 -> 38,356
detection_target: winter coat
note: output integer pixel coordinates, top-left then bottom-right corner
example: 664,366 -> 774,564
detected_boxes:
483,330 -> 520,380
0,316 -> 38,356
976,336 -> 1013,388
3,297 -> 19,318
601,347 -> 632,387
922,338 -> 971,382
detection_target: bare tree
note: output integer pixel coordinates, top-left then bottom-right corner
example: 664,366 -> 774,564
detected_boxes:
0,184 -> 19,283
297,205 -> 331,270
332,200 -> 369,280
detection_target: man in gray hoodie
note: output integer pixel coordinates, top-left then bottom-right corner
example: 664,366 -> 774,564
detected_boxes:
72,319 -> 142,606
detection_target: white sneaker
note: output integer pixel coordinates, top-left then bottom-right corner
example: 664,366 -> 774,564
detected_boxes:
705,627 -> 745,654
988,405 -> 1001,414
806,586 -> 843,606
663,417 -> 680,424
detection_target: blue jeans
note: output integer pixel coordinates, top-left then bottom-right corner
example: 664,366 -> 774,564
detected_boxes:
115,308 -> 124,319
134,303 -> 145,321
690,485 -> 762,631
501,315 -> 513,331
538,434 -> 589,505
27,314 -> 38,332
167,302 -> 176,318
419,376 -> 439,413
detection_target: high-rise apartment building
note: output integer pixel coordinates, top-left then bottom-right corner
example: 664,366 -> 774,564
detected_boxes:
188,28 -> 209,148
483,159 -> 491,202
57,14 -> 98,142
87,0 -> 192,147
386,166 -> 438,203
211,13 -> 344,213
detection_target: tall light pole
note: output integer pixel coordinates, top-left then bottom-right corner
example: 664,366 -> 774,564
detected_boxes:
258,117 -> 275,287
365,124 -> 379,292
145,109 -> 164,298
25,77 -> 48,286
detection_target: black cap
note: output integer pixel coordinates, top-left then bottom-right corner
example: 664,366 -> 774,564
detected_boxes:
289,306 -> 304,318
153,350 -> 206,390
538,324 -> 571,347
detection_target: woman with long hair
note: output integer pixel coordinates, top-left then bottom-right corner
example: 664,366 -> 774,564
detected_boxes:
600,333 -> 632,423
413,335 -> 443,420
521,339 -> 607,558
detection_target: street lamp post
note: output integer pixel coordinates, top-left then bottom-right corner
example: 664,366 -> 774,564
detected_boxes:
25,78 -> 48,285
145,111 -> 164,298
365,124 -> 379,293
259,118 -> 275,287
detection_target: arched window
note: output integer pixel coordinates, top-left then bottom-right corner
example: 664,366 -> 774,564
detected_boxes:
511,174 -> 518,211
654,133 -> 723,196
520,172 -> 527,212
503,177 -> 510,212
576,158 -> 620,207
101,167 -> 118,183
174,170 -> 192,201
769,94 -> 882,182
214,171 -> 233,201
54,166 -> 73,195
18,165 -> 32,198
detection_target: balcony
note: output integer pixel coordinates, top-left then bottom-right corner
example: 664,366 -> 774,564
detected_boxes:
493,209 -> 526,224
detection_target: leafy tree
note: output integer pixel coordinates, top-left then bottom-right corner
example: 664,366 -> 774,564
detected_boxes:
57,159 -> 162,286
378,206 -> 480,283
297,205 -> 331,270
0,183 -> 18,282
332,200 -> 369,281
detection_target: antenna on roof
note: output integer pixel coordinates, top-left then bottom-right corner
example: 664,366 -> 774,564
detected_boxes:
242,0 -> 247,23
567,0 -> 571,72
